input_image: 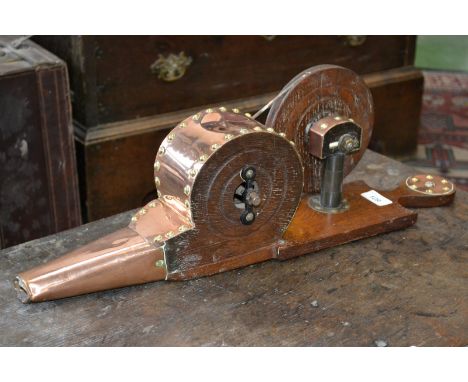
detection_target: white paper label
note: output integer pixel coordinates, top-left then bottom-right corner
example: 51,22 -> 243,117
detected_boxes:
361,190 -> 393,206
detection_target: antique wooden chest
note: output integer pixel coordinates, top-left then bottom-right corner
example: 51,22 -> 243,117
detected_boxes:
0,36 -> 81,248
33,36 -> 423,221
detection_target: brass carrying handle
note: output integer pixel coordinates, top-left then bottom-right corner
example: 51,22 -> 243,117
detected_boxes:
150,51 -> 193,82
345,35 -> 367,47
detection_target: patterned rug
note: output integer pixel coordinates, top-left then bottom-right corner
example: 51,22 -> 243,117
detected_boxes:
403,71 -> 468,191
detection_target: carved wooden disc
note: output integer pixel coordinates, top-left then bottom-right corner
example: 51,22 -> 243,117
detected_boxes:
266,64 -> 374,193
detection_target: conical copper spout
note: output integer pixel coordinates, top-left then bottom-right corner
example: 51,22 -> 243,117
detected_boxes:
15,227 -> 167,302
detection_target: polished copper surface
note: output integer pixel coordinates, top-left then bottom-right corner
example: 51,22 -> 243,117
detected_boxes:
16,227 -> 165,302
308,115 -> 362,159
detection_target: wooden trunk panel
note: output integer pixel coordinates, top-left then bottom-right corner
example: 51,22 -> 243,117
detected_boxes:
0,38 -> 81,248
34,36 -> 415,126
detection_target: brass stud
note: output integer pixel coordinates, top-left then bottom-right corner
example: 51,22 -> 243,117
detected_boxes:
165,231 -> 174,239
240,128 -> 248,134
443,186 -> 450,191
279,132 -> 286,137
185,200 -> 190,208
154,160 -> 160,171
211,143 -> 220,151
167,133 -> 175,142
320,123 -> 328,130
178,225 -> 188,232
157,190 -> 162,198
426,189 -> 433,194
153,235 -> 163,243
224,134 -> 234,141
266,127 -> 274,133
188,168 -> 197,177
155,259 -> 165,268
154,177 -> 161,186
219,106 -> 227,112
192,113 -> 200,121
334,116 -> 342,121
139,208 -> 147,216
289,141 -> 295,146
410,184 -> 418,190
131,216 -> 138,222
178,122 -> 186,129
245,112 -> 252,117
205,108 -> 213,113
441,179 -> 448,184
148,201 -> 157,208
426,175 -> 434,180
232,108 -> 240,113
158,146 -> 166,156
199,154 -> 208,162
184,185 -> 191,195
411,177 -> 419,183
349,118 -> 354,122
254,126 -> 262,131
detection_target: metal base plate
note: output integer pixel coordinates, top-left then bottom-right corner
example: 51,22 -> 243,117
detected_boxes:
308,195 -> 349,214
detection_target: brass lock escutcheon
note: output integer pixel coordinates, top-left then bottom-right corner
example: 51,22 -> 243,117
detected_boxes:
150,51 -> 193,82
344,35 -> 367,47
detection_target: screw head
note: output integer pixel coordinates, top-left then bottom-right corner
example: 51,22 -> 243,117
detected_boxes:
155,259 -> 165,268
245,212 -> 255,222
424,181 -> 435,188
320,123 -> 328,130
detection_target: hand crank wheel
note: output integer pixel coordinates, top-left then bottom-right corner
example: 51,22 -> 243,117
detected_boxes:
266,64 -> 374,193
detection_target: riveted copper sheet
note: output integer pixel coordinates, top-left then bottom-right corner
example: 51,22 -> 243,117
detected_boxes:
16,108 -> 304,302
16,227 -> 165,302
266,65 -> 374,193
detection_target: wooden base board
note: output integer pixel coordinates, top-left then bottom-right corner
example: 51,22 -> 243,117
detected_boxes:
278,181 -> 418,259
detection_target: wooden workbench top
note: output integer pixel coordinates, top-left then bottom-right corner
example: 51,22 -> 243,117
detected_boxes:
0,150 -> 466,346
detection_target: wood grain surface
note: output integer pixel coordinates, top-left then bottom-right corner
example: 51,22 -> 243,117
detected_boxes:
0,150 -> 466,346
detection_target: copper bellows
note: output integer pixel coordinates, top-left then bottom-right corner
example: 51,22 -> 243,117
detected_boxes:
16,65 -> 375,302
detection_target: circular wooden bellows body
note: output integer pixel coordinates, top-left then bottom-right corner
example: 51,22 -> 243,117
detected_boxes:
266,64 -> 374,193
130,108 -> 303,280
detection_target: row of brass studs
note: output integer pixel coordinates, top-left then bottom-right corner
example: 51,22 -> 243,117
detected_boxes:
319,116 -> 355,130
408,174 -> 452,194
